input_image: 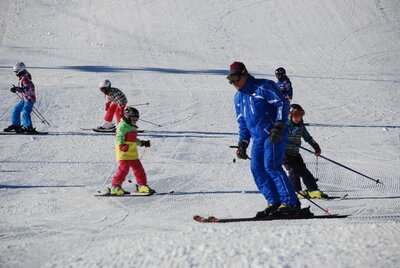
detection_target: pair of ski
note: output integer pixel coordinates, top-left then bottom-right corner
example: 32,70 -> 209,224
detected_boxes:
94,188 -> 174,197
81,128 -> 145,133
194,207 -> 349,223
1,129 -> 48,135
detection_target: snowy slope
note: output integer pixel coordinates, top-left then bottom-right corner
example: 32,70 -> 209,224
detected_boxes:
1,0 -> 400,267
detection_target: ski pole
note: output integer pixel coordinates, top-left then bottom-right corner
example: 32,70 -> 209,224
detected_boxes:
139,118 -> 162,127
97,152 -> 126,193
31,105 -> 50,126
300,146 -> 382,185
14,91 -> 51,126
229,145 -> 251,160
314,156 -> 319,182
297,191 -> 330,215
130,102 -> 150,106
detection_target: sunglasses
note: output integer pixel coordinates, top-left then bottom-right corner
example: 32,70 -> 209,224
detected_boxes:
227,74 -> 242,85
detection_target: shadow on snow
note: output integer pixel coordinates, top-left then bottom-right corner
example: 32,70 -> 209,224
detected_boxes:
0,184 -> 85,189
0,65 -> 399,83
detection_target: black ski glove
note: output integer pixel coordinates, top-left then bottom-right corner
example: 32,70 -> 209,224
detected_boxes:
10,86 -> 17,93
236,141 -> 249,159
141,140 -> 151,147
313,143 -> 321,156
270,121 -> 285,143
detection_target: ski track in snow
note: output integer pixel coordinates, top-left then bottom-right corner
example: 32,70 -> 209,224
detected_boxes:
1,0 -> 400,267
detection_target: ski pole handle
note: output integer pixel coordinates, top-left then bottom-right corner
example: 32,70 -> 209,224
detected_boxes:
229,145 -> 251,160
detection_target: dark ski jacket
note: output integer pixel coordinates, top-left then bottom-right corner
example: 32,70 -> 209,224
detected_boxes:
286,119 -> 318,156
277,77 -> 293,101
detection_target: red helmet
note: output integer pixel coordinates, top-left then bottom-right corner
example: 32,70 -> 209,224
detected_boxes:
290,104 -> 305,118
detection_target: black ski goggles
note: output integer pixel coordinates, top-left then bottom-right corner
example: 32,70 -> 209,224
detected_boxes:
226,74 -> 242,85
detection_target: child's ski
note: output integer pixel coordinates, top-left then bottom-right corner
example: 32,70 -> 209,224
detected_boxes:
0,131 -> 48,135
80,128 -> 144,133
323,194 -> 348,200
94,190 -> 174,197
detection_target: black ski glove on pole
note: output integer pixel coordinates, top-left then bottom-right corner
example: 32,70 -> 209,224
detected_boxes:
270,121 -> 285,143
236,141 -> 249,159
313,143 -> 321,156
140,140 -> 151,147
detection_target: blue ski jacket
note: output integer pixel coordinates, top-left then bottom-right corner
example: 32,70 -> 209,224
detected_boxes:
234,75 -> 290,142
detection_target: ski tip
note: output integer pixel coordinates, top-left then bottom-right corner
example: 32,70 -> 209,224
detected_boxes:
193,215 -> 219,223
193,215 -> 204,222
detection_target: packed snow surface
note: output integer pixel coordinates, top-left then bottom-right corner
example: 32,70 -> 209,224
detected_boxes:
1,0 -> 399,267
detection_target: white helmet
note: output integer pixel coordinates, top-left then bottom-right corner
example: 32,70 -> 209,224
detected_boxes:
99,79 -> 111,88
13,62 -> 26,74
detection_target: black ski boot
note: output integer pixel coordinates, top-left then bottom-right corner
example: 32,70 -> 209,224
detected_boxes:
255,204 -> 280,218
22,126 -> 39,134
4,125 -> 22,132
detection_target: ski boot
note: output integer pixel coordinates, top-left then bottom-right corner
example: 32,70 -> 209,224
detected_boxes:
22,126 -> 39,134
4,124 -> 22,132
308,190 -> 329,199
137,185 -> 156,194
110,186 -> 127,196
97,121 -> 115,130
276,204 -> 302,215
255,204 -> 280,218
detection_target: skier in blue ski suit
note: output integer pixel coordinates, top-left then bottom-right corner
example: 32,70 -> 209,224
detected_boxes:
228,62 -> 300,217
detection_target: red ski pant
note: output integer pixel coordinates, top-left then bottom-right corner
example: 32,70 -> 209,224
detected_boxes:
104,103 -> 125,123
112,160 -> 147,187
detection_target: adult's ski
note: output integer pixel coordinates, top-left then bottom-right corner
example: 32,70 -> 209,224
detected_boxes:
193,208 -> 349,223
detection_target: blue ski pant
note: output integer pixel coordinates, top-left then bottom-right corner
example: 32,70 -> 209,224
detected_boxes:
250,134 -> 300,207
12,100 -> 34,127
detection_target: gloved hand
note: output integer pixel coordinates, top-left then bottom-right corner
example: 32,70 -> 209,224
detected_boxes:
119,144 -> 129,152
270,121 -> 285,143
236,140 -> 249,159
313,144 -> 321,156
10,86 -> 17,93
105,102 -> 111,111
141,140 -> 150,147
